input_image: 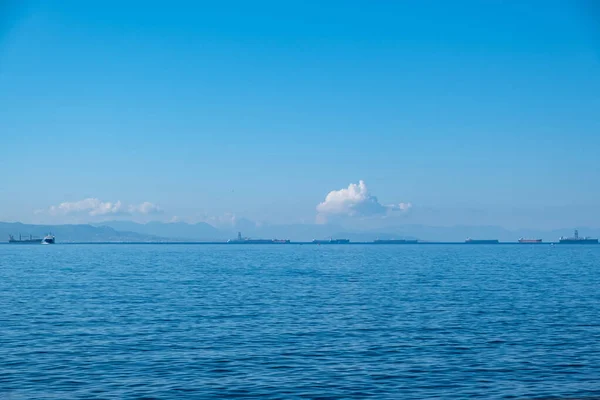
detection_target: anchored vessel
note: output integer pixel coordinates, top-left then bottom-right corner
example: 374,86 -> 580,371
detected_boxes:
465,238 -> 499,244
558,230 -> 598,244
227,232 -> 290,244
312,238 -> 350,244
8,233 -> 55,244
518,238 -> 542,244
373,239 -> 418,244
8,234 -> 56,244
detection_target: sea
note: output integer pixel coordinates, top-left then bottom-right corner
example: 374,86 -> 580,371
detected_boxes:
1,244 -> 599,399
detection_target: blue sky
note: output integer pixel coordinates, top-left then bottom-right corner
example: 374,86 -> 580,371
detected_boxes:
1,1 -> 599,229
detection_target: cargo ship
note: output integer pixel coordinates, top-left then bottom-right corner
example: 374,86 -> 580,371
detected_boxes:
373,239 -> 418,244
312,238 -> 350,244
465,238 -> 499,244
227,232 -> 290,244
518,238 -> 542,244
8,233 -> 55,244
558,230 -> 598,244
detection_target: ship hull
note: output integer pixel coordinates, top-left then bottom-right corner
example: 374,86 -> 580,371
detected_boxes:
518,239 -> 542,244
8,239 -> 43,244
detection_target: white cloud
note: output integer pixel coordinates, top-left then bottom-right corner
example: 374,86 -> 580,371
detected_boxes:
203,212 -> 238,227
389,202 -> 413,212
46,198 -> 161,217
49,198 -> 124,216
316,180 -> 411,221
196,213 -> 263,229
128,201 -> 162,215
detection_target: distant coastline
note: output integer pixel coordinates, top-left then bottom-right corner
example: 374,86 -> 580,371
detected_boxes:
2,221 -> 599,244
2,241 -> 596,245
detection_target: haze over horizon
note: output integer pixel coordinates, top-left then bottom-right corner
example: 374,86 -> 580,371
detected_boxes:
2,1 -> 599,231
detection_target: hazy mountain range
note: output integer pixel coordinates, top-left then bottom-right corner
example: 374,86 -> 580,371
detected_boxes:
0,222 -> 166,243
1,220 -> 598,243
93,220 -> 421,242
94,221 -> 595,242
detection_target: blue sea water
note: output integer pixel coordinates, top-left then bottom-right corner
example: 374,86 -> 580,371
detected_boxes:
1,244 -> 600,399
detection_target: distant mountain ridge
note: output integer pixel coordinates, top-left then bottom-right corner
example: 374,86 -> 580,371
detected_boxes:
0,222 -> 166,243
94,220 -> 600,242
94,221 -> 223,241
94,220 -> 416,242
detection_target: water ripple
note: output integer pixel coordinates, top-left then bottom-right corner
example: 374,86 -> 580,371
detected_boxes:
1,244 -> 600,398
